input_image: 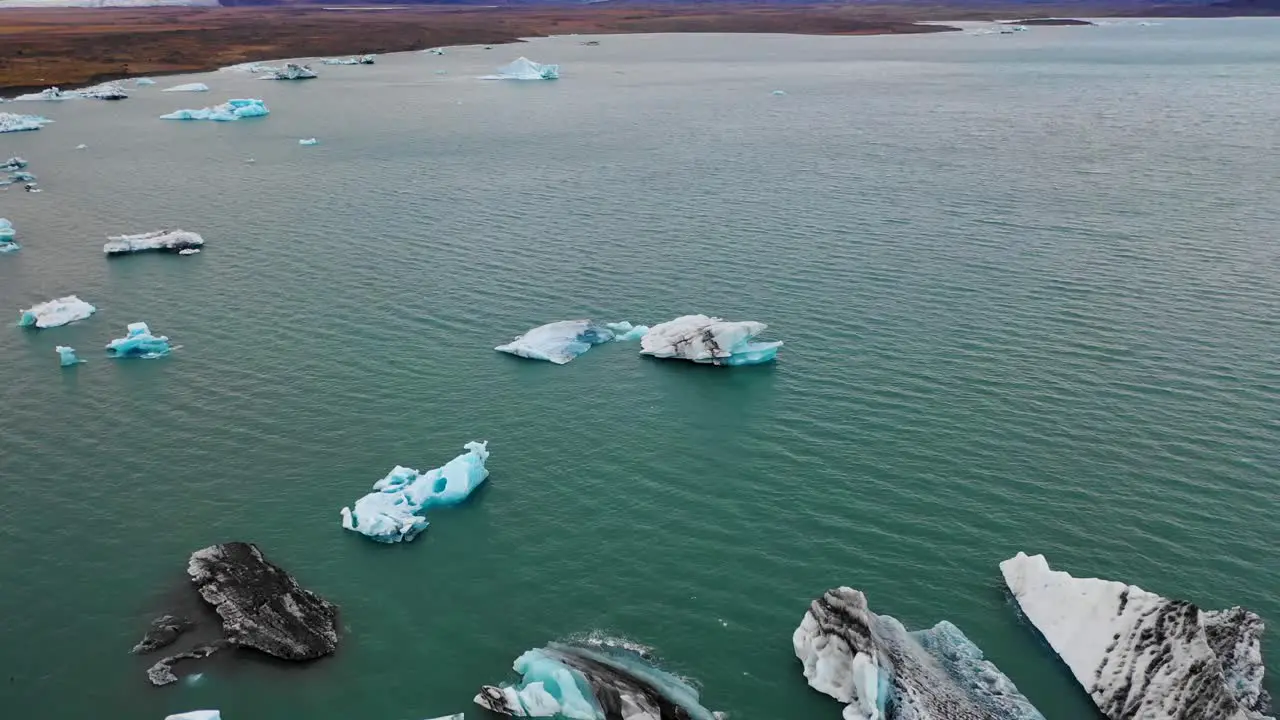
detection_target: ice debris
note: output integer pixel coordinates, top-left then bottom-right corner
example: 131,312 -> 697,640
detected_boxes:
495,320 -> 620,364
163,83 -> 210,92
0,112 -> 52,133
640,315 -> 782,366
179,248 -> 201,255
340,441 -> 490,543
299,138 -> 318,146
475,639 -> 722,719
0,218 -> 17,252
772,89 -> 787,96
136,78 -> 157,86
75,143 -> 88,149
161,98 -> 268,121
56,346 -> 82,366
259,63 -> 317,80
795,586 -> 1045,720
165,712 -> 220,720
19,296 -> 96,328
106,322 -> 171,358
604,321 -> 650,342
10,82 -> 127,101
104,229 -> 205,255
482,57 -> 560,81
321,54 -> 375,65
1001,552 -> 1273,720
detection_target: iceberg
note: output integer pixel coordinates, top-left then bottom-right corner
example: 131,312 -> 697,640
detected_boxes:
163,82 -> 210,92
475,639 -> 722,719
56,346 -> 82,366
1,218 -> 18,253
103,229 -> 205,255
481,57 -> 560,81
2,157 -> 27,171
795,586 -> 1045,720
179,248 -> 200,255
0,112 -> 52,133
18,296 -> 96,328
495,320 -> 619,364
11,82 -> 127,101
259,63 -> 317,80
299,138 -> 318,146
640,315 -> 782,366
772,89 -> 787,96
425,47 -> 445,55
321,54 -> 375,65
341,442 -> 489,543
165,712 -> 220,720
136,77 -> 157,86
161,98 -> 268,121
75,143 -> 88,149
106,322 -> 171,358
604,321 -> 650,342
1001,552 -> 1273,720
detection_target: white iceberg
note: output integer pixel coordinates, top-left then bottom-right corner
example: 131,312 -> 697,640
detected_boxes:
321,54 -> 375,65
56,346 -> 82,366
259,63 -> 317,80
481,57 -> 559,81
161,98 -> 268,121
299,138 -> 318,146
495,320 -> 622,364
640,315 -> 781,366
136,78 -> 157,86
0,112 -> 52,133
106,322 -> 172,358
162,83 -> 210,92
179,248 -> 200,255
795,587 -> 1045,720
165,713 -> 220,720
340,441 -> 490,543
103,229 -> 205,255
11,82 -> 127,101
18,296 -> 96,328
1001,552 -> 1273,720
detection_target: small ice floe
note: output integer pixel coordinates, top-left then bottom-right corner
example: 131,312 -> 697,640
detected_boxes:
259,63 -> 317,80
19,296 -> 96,328
75,143 -> 88,150
299,138 -> 318,146
103,229 -> 204,255
162,83 -> 211,93
0,218 -> 17,252
136,78 -> 157,86
161,98 -> 268,121
0,112 -> 52,133
178,248 -> 201,256
106,322 -> 171,358
424,47 -> 445,55
481,57 -> 559,80
56,346 -> 82,367
772,90 -> 787,96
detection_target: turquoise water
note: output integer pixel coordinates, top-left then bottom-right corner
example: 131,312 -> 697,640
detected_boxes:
1,20 -> 1277,719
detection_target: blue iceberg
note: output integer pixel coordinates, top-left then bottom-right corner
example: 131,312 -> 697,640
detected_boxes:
794,587 -> 1045,720
106,322 -> 171,358
161,98 -> 269,122
340,441 -> 490,543
19,296 -> 96,328
56,346 -> 82,367
604,321 -> 650,342
0,112 -> 52,133
641,314 -> 781,366
475,640 -> 722,719
481,57 -> 560,80
0,218 -> 16,253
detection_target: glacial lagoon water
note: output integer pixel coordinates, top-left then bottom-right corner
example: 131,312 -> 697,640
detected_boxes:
1,20 -> 1278,720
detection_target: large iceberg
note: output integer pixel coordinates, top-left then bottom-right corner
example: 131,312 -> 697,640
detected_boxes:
321,54 -> 375,65
161,98 -> 268,121
475,640 -> 722,719
1001,552 -> 1273,720
18,296 -> 97,328
162,82 -> 210,92
10,82 -> 127,101
795,586 -> 1045,720
495,320 -> 617,364
56,346 -> 82,366
259,63 -> 317,80
640,315 -> 782,366
0,112 -> 52,133
481,57 -> 560,80
340,441 -> 490,543
103,229 -> 205,255
106,322 -> 171,358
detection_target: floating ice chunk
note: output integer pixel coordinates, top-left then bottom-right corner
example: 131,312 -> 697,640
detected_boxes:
179,248 -> 200,255
11,82 -> 127,101
104,229 -> 205,255
495,320 -> 622,364
1001,552 -> 1273,720
106,322 -> 171,358
425,47 -> 445,55
0,217 -> 14,241
640,314 -> 782,366
2,157 -> 27,171
75,143 -> 88,149
165,712 -> 220,720
425,715 -> 464,720
161,98 -> 268,121
772,89 -> 787,96
56,346 -> 82,366
163,83 -> 210,92
435,70 -> 448,75
322,54 -> 375,65
136,77 -> 157,86
299,138 -> 318,146
475,640 -> 722,720
341,441 -> 490,543
481,57 -> 560,80
0,112 -> 52,133
795,586 -> 1045,720
18,296 -> 97,328
259,63 -> 317,80
603,321 -> 649,342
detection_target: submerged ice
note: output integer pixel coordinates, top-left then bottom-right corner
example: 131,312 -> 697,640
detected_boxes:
104,229 -> 205,254
340,441 -> 490,543
640,315 -> 782,366
0,112 -> 52,133
794,586 -> 1045,720
475,640 -> 721,720
106,322 -> 172,358
1001,552 -> 1273,720
19,296 -> 97,328
161,98 -> 269,121
482,57 -> 560,80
